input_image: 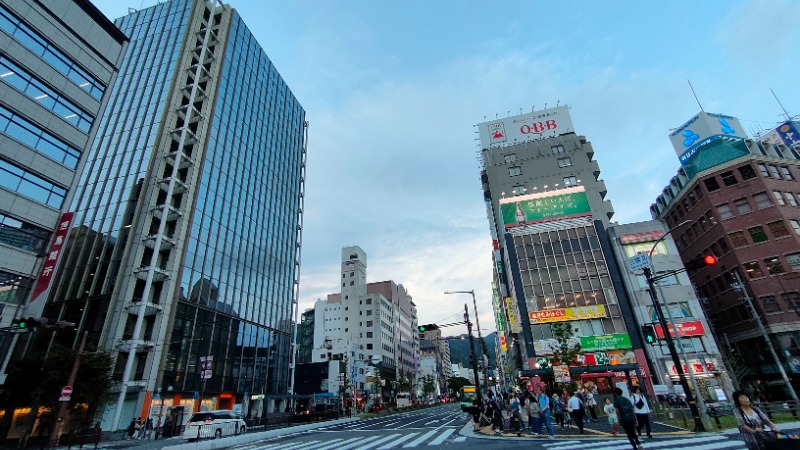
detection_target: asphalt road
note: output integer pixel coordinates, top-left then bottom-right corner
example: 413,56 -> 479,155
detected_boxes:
224,404 -> 757,450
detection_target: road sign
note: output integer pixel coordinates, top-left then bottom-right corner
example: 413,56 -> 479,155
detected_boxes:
59,385 -> 73,402
627,253 -> 651,272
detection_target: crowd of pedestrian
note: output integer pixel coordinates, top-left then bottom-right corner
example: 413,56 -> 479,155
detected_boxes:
125,417 -> 154,440
465,382 -> 654,449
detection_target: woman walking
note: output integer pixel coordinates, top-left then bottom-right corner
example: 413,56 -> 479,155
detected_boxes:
631,386 -> 652,439
552,392 -> 565,428
733,390 -> 782,450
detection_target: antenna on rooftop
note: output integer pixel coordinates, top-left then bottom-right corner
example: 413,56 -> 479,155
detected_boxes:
688,80 -> 704,112
770,88 -> 792,121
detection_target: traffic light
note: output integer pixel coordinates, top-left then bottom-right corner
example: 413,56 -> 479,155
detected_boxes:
11,318 -> 28,329
641,324 -> 657,345
418,324 -> 439,332
685,253 -> 718,271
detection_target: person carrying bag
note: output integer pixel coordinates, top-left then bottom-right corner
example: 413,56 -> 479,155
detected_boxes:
733,390 -> 788,450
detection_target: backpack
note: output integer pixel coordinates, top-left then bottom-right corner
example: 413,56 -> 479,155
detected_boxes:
615,397 -> 636,422
553,397 -> 564,414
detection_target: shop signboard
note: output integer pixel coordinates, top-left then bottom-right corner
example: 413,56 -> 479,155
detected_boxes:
580,334 -> 632,352
529,305 -> 606,324
654,320 -> 705,339
500,187 -> 591,229
505,297 -> 522,333
553,365 -> 570,383
477,106 -> 575,148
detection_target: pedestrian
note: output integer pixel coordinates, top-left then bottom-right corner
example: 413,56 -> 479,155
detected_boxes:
486,391 -> 504,435
551,392 -> 565,429
133,418 -> 143,440
535,385 -> 555,439
144,418 -> 153,440
586,387 -> 598,422
733,390 -> 782,450
567,390 -> 585,434
126,419 -> 136,440
469,399 -> 481,432
614,388 -> 641,450
631,386 -> 652,439
509,393 -> 523,436
604,397 -> 620,436
528,391 -> 541,435
520,391 -> 530,428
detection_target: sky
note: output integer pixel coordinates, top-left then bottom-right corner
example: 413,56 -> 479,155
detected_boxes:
92,0 -> 800,337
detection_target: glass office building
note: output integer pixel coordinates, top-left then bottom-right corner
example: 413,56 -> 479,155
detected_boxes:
41,0 -> 307,428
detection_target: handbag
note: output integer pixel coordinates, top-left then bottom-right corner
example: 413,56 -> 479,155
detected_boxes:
634,395 -> 645,409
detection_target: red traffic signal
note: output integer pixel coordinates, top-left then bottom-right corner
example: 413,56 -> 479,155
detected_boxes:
685,253 -> 719,271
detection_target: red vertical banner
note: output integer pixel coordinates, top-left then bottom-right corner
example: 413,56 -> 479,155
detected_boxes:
29,212 -> 74,305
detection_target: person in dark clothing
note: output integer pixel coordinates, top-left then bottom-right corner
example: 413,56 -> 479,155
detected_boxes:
567,391 -> 585,434
126,419 -> 137,440
469,399 -> 481,432
614,388 -> 641,450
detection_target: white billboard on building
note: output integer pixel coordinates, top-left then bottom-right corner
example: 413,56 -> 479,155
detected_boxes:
668,111 -> 747,165
478,106 -> 575,149
760,121 -> 800,150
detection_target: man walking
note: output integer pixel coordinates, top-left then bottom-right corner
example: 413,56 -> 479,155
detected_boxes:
614,388 -> 641,450
567,391 -> 585,434
535,385 -> 555,439
631,386 -> 652,439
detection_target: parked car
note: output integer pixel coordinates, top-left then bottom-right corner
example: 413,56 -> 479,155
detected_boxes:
183,410 -> 246,440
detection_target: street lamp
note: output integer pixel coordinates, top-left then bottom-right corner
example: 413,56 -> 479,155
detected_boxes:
444,290 -> 488,390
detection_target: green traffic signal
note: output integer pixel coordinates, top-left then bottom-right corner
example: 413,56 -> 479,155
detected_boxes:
641,324 -> 657,345
418,324 -> 439,332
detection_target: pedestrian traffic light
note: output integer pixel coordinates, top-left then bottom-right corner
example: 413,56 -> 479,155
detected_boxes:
641,324 -> 657,345
11,318 -> 28,329
685,253 -> 718,271
418,324 -> 439,332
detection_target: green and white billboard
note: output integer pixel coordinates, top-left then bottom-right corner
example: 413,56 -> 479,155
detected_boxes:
500,186 -> 591,228
580,333 -> 632,352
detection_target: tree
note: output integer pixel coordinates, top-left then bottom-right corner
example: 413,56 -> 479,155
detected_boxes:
447,376 -> 472,395
422,375 -> 436,398
397,369 -> 412,393
549,322 -> 582,367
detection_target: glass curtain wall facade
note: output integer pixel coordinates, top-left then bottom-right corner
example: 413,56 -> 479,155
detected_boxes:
39,0 -> 306,428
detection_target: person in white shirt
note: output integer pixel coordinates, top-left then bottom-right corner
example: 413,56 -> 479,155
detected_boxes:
566,391 -> 585,434
631,386 -> 652,438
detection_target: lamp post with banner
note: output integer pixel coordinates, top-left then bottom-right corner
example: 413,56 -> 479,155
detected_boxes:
197,355 -> 213,412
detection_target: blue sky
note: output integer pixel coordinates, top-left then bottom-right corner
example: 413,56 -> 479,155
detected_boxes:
93,0 -> 800,336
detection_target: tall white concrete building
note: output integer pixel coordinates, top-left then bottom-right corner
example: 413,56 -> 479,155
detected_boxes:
312,246 -> 419,404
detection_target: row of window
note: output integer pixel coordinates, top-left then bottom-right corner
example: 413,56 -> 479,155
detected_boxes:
742,253 -> 800,279
0,56 -> 94,131
0,211 -> 50,253
728,220 -> 797,247
0,104 -> 81,168
0,158 -> 65,208
716,190 -> 800,221
666,163 -> 798,228
0,5 -> 105,99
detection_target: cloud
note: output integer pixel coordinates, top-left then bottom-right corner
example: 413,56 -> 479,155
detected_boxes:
716,0 -> 800,65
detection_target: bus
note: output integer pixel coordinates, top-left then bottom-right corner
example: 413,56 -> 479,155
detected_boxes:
459,386 -> 477,411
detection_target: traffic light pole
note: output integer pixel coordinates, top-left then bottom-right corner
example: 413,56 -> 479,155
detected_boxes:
465,304 -> 482,406
644,267 -> 704,432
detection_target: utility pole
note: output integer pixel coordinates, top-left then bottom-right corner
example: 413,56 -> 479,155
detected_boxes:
465,304 -> 482,406
644,268 -> 705,432
50,331 -> 88,445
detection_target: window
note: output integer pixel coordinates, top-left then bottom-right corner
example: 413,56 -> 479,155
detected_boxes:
0,106 -> 81,168
761,295 -> 781,313
0,160 -> 65,208
504,153 -> 517,163
366,321 -> 373,327
551,145 -> 565,154
729,231 -> 748,248
0,212 -> 49,252
782,167 -> 795,181
782,292 -> 800,310
754,192 -> 772,209
774,191 -> 787,206
716,203 -> 734,220
558,157 -> 572,168
787,252 -> 800,271
367,332 -> 373,338
366,310 -> 372,316
718,237 -> 730,254
765,256 -> 786,275
704,177 -> 720,192
786,193 -> 798,207
349,281 -> 354,286
739,165 -> 757,180
758,164 -> 770,177
563,176 -> 577,186
734,198 -> 752,215
791,220 -> 800,236
366,344 -> 373,350
769,165 -> 782,179
743,261 -> 764,278
721,171 -> 738,186
509,166 -> 522,177
366,298 -> 372,304
748,226 -> 769,244
767,220 -> 790,238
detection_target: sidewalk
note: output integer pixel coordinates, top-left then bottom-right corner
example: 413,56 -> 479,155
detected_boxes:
91,416 -> 360,450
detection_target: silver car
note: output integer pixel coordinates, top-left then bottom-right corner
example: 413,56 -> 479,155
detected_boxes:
183,410 -> 246,440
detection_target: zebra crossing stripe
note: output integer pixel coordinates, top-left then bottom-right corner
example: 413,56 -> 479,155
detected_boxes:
426,429 -> 455,446
541,434 -> 740,450
402,430 -> 439,448
352,433 -> 402,450
376,432 -> 419,449
253,440 -> 323,450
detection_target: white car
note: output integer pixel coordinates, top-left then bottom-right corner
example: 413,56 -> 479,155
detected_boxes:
184,410 -> 246,440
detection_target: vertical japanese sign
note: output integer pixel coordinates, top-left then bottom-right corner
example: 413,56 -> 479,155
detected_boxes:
505,297 -> 522,333
30,212 -> 74,306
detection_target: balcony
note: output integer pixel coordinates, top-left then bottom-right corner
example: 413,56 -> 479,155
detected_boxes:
164,150 -> 194,170
158,177 -> 188,195
133,265 -> 170,282
125,299 -> 163,316
150,204 -> 182,222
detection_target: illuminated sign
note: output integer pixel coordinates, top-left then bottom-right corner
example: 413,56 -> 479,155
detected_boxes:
654,320 -> 706,339
669,112 -> 746,165
500,186 -> 591,229
580,334 -> 632,352
478,106 -> 575,149
505,297 -> 522,333
528,305 -> 606,324
619,231 -> 665,244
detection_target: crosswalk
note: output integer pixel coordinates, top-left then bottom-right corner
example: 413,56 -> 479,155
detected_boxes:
540,434 -> 747,450
236,428 -> 466,450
